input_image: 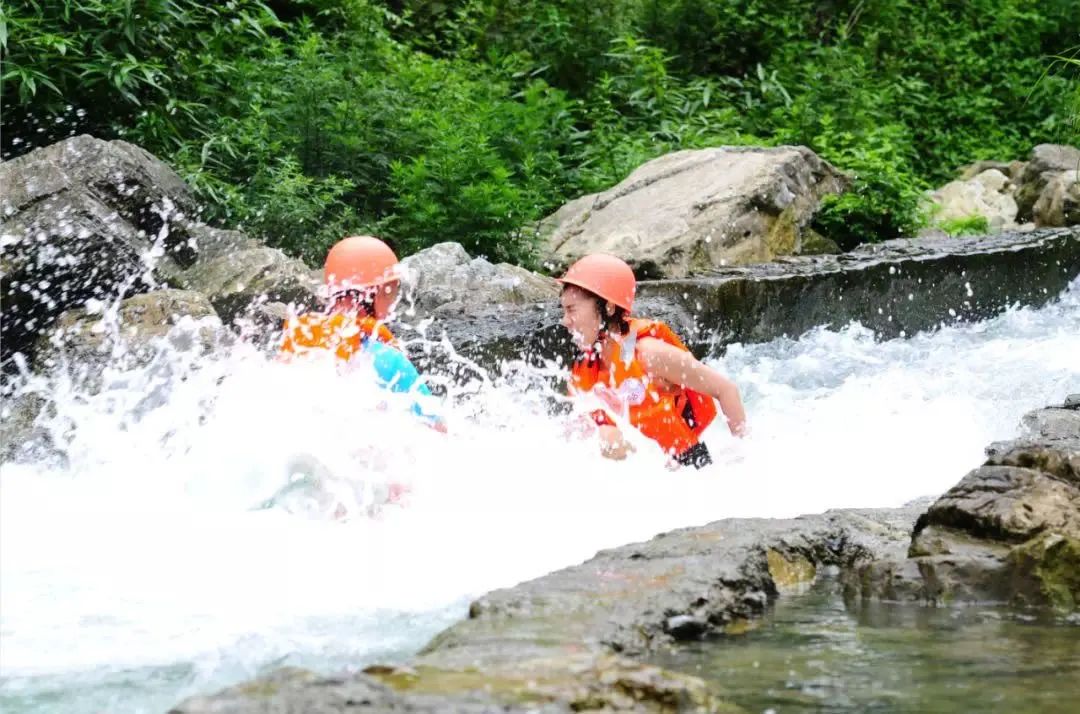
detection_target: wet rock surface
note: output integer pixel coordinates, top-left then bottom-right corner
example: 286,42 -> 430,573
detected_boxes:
0,390 -> 52,465
637,226 -> 1079,350
418,508 -> 919,669
850,395 -> 1080,610
1,290 -> 232,463
32,289 -> 230,389
0,135 -> 202,365
169,505 -> 919,713
169,658 -> 740,714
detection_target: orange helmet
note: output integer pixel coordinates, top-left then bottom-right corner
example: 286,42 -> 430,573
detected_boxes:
323,235 -> 398,295
556,253 -> 636,311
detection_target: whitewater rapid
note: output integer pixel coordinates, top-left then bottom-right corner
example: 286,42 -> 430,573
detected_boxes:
2,277 -> 1078,713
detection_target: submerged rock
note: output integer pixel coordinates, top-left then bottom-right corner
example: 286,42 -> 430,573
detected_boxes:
169,656 -> 738,713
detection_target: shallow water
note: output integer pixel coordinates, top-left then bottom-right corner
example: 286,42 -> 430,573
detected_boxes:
1,277 -> 1078,713
650,573 -> 1080,714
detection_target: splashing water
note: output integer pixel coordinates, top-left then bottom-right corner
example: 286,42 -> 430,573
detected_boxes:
2,277 -> 1079,713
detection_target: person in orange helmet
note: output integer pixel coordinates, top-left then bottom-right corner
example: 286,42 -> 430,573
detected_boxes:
277,235 -> 446,434
557,253 -> 746,468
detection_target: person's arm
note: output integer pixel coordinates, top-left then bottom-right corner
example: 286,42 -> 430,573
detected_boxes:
369,342 -> 448,433
598,424 -> 634,459
636,338 -> 747,437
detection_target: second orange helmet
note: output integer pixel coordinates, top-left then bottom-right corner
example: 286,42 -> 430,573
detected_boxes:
556,253 -> 636,311
323,235 -> 399,295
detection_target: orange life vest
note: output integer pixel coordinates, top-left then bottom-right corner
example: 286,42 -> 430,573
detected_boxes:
569,319 -> 718,457
277,312 -> 397,363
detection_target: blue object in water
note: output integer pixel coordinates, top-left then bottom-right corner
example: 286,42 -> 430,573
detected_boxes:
363,337 -> 442,426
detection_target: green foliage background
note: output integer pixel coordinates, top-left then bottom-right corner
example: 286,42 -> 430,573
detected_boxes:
3,0 -> 1078,265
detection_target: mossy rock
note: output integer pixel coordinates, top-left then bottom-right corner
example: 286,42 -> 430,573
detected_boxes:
766,548 -> 817,589
1006,533 -> 1080,612
365,654 -> 746,713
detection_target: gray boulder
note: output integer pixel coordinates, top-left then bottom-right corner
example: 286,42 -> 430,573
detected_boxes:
539,145 -> 849,278
0,135 -> 204,365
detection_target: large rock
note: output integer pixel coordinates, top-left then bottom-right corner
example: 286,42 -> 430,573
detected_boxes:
852,397 -> 1080,610
539,146 -> 849,279
1015,144 -> 1080,221
393,242 -> 565,378
0,135 -> 203,366
417,508 -> 918,672
398,242 -> 559,316
33,289 -> 229,391
170,247 -> 321,328
926,168 -> 1020,233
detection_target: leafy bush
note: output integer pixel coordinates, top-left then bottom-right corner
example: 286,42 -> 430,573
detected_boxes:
938,215 -> 991,237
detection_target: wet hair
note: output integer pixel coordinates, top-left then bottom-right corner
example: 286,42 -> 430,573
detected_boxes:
597,297 -> 630,336
328,288 -> 376,316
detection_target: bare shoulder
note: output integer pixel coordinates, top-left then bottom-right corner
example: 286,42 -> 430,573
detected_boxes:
635,336 -> 690,368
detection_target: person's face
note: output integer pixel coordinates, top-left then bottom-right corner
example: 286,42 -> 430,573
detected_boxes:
560,285 -> 603,349
373,279 -> 400,319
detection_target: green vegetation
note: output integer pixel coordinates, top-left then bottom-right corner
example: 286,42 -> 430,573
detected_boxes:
938,214 -> 991,238
3,1 -> 1078,265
